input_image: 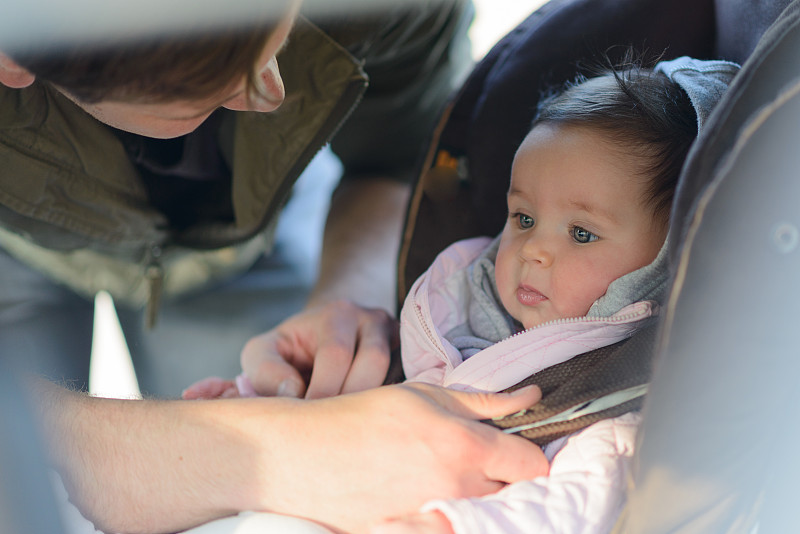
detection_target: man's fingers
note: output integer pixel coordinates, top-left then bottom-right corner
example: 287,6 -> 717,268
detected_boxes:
241,332 -> 308,397
481,428 -> 550,483
253,360 -> 307,397
304,312 -> 358,399
307,307 -> 398,398
443,385 -> 550,484
304,344 -> 354,399
340,321 -> 394,395
410,383 -> 542,420
238,302 -> 399,399
391,383 -> 548,484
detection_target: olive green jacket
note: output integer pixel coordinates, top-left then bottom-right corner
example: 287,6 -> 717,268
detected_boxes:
0,2 -> 471,312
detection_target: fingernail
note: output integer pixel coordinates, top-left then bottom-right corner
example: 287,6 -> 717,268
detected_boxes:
277,379 -> 302,397
509,385 -> 538,396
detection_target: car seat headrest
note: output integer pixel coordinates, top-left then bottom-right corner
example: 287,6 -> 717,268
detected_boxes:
714,0 -> 793,62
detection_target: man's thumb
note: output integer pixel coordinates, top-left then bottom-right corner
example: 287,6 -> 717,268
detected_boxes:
429,384 -> 542,420
246,360 -> 307,398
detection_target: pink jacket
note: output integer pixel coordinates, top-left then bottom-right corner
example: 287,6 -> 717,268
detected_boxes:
400,237 -> 656,534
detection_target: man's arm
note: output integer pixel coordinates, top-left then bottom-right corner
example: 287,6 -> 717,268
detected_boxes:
309,177 -> 410,310
34,379 -> 285,534
33,379 -> 546,534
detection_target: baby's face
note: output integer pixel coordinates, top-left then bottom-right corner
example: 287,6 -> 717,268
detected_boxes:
495,123 -> 667,330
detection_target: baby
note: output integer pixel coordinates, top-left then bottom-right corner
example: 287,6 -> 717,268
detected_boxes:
375,56 -> 739,534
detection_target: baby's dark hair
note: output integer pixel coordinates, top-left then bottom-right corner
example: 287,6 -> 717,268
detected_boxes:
533,57 -> 697,223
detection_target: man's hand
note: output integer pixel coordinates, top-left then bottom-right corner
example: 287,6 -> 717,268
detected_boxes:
240,300 -> 399,399
35,378 -> 547,534
264,383 -> 550,533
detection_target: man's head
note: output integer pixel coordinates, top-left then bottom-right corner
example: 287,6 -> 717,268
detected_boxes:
0,1 -> 299,138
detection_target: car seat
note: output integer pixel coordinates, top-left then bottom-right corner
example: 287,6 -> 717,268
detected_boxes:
391,0 -> 723,438
398,0 -> 799,531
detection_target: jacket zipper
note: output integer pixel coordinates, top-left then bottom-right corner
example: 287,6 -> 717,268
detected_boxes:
412,292 -> 652,362
144,243 -> 164,329
494,305 -> 653,346
412,297 -> 453,367
140,79 -> 366,325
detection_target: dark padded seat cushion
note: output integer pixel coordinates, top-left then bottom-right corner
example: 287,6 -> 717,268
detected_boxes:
714,0 -> 793,63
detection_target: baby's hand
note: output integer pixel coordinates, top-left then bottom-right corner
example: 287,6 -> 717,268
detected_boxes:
181,377 -> 240,400
370,510 -> 454,534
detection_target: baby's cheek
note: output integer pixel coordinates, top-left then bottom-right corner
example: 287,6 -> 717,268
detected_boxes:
559,265 -> 614,315
493,254 -> 517,308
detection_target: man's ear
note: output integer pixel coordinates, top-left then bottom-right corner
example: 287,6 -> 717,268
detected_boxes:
0,52 -> 35,88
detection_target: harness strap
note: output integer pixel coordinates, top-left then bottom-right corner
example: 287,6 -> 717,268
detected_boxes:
484,322 -> 658,446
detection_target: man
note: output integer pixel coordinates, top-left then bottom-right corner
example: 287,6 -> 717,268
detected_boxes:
0,0 -> 468,398
0,1 -> 549,532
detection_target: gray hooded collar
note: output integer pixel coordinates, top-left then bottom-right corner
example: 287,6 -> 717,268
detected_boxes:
589,56 -> 741,316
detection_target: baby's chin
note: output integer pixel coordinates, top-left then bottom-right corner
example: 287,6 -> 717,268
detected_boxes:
516,307 -> 592,331
516,313 -> 559,331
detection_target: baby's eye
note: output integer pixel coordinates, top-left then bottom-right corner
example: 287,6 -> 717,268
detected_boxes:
516,213 -> 534,229
571,225 -> 598,243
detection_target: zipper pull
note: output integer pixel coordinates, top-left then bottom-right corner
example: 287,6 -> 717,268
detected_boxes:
144,245 -> 164,329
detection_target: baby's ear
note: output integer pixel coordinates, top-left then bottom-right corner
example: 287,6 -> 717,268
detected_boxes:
0,52 -> 35,88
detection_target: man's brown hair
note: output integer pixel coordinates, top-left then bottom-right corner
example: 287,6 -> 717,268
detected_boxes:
12,24 -> 279,104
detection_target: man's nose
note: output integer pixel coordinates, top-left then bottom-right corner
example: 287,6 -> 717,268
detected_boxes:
255,56 -> 285,109
223,56 -> 285,113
